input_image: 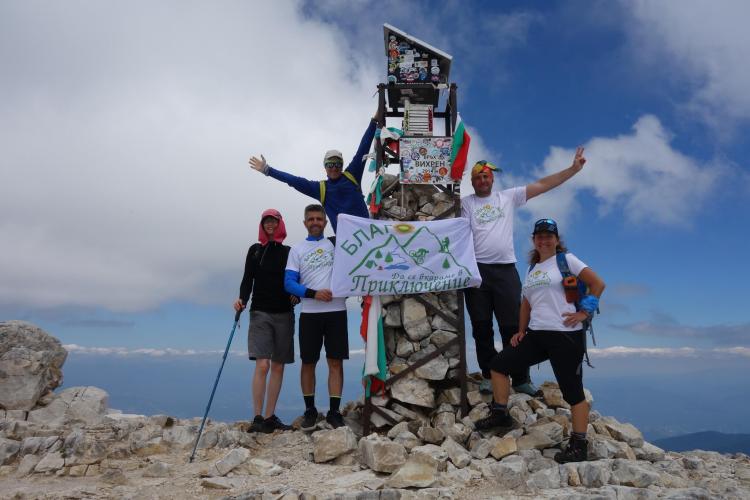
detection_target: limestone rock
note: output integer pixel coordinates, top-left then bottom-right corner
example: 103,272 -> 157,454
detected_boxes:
441,437 -> 471,468
390,375 -> 435,408
487,455 -> 528,488
411,348 -> 449,380
358,434 -> 407,473
384,304 -> 402,328
34,451 -> 66,473
634,442 -> 666,462
386,421 -> 410,439
17,454 -> 41,476
578,460 -> 612,487
470,438 -> 492,460
213,447 -> 250,476
247,457 -> 283,476
401,298 -> 432,341
142,461 -> 171,478
589,435 -> 637,460
603,420 -> 645,448
396,337 -> 416,357
201,477 -> 237,490
0,438 -> 20,465
392,431 -> 421,451
527,465 -> 562,489
430,314 -> 458,332
489,436 -> 517,460
27,386 -> 108,426
312,426 -> 358,463
418,426 -> 444,445
527,421 -> 564,445
437,388 -> 461,406
517,430 -> 556,451
0,321 -> 67,410
387,446 -> 447,488
370,406 -> 403,428
540,382 -> 569,409
611,459 -> 660,488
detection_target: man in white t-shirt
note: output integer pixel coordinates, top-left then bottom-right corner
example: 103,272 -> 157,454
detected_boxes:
462,148 -> 587,395
285,204 -> 349,431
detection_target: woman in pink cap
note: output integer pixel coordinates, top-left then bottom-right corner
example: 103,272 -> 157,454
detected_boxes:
233,209 -> 298,433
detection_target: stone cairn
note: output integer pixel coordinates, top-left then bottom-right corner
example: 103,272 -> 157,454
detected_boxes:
341,174 -> 471,435
2,324 -> 750,498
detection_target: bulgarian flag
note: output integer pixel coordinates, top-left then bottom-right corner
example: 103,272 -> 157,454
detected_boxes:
360,295 -> 387,396
449,114 -> 471,181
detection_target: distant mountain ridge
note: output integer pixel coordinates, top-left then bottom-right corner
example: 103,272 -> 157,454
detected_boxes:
653,431 -> 750,455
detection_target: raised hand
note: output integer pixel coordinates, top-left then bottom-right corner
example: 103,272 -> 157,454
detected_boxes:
248,155 -> 267,173
571,146 -> 586,172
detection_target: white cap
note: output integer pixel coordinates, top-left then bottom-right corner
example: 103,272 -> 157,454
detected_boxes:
323,149 -> 344,163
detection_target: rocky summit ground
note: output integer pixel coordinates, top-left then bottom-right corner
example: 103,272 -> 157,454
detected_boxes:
1,320 -> 750,499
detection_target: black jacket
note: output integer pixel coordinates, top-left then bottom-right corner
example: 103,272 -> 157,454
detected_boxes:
239,241 -> 292,313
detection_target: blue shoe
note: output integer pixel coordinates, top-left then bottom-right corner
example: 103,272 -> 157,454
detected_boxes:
513,382 -> 542,397
479,378 -> 493,395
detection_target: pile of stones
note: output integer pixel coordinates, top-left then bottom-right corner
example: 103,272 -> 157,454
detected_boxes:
2,321 -> 749,499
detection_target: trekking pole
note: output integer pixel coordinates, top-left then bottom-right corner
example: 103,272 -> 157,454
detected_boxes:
189,308 -> 242,463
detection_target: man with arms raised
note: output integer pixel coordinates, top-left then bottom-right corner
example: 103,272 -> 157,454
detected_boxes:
462,148 -> 587,395
285,204 -> 348,429
248,110 -> 381,233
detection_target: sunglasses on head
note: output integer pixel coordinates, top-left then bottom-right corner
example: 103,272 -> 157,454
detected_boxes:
534,218 -> 558,232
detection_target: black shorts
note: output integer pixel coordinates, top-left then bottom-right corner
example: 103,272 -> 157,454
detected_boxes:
491,329 -> 586,406
299,311 -> 349,364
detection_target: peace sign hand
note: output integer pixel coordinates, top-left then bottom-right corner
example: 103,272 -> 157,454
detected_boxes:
571,146 -> 586,172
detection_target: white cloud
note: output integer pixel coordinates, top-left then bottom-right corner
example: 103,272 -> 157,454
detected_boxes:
622,0 -> 750,130
521,115 -> 722,227
589,346 -> 698,358
66,342 -> 750,360
64,343 -> 367,357
0,1 -> 383,311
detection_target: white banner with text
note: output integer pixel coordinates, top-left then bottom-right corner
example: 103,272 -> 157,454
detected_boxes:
331,214 -> 481,297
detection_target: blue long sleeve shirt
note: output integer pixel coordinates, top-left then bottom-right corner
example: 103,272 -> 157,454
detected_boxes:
266,119 -> 376,232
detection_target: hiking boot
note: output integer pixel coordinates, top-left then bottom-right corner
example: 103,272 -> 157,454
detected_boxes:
248,414 -> 265,433
554,435 -> 588,463
479,378 -> 493,395
325,410 -> 345,429
513,381 -> 543,397
300,407 -> 319,431
474,409 -> 514,432
262,414 -> 291,433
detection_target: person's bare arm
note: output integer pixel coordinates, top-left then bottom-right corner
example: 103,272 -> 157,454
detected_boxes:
526,147 -> 586,201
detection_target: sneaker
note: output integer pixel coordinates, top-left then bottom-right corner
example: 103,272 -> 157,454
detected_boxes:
554,436 -> 588,463
513,381 -> 543,397
248,414 -> 264,433
479,378 -> 493,394
474,409 -> 514,432
300,407 -> 319,431
262,414 -> 291,433
325,410 -> 345,429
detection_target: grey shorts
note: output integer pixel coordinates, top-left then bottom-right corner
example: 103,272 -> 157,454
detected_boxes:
247,310 -> 295,364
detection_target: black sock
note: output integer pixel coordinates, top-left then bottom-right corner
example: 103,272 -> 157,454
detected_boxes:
330,395 -> 341,413
304,394 -> 315,410
572,431 -> 587,441
491,400 -> 507,413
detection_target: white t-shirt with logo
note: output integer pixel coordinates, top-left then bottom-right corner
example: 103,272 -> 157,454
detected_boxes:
461,187 -> 526,264
522,253 -> 588,332
286,238 -> 347,313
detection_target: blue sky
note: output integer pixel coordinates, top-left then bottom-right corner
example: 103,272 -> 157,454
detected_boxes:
2,0 -> 749,411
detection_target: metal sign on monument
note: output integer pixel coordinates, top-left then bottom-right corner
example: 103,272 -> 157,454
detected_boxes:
383,23 -> 453,107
